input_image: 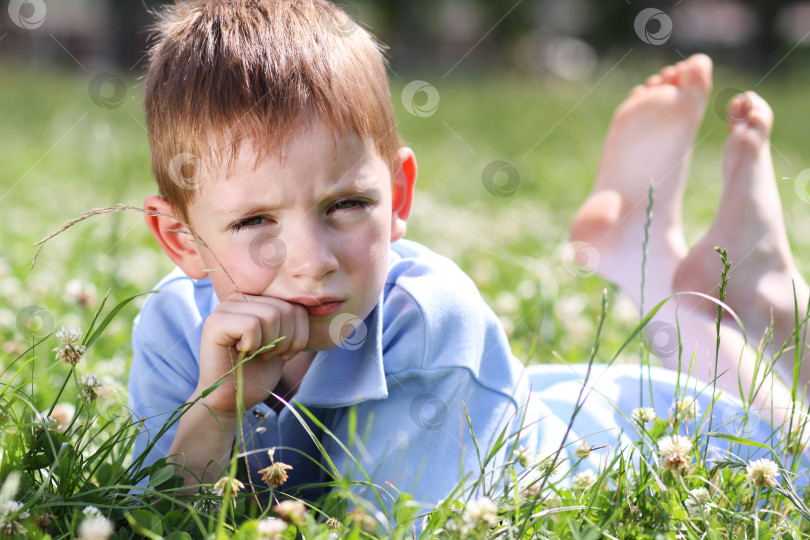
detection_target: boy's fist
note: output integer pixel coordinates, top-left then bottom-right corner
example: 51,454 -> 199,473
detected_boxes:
196,293 -> 309,415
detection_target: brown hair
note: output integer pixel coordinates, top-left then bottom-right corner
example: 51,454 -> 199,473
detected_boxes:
144,0 -> 403,221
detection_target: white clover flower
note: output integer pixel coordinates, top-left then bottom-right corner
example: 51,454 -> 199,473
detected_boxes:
35,412 -> 58,431
746,458 -> 780,488
79,373 -> 102,403
51,403 -> 76,432
684,487 -> 711,516
257,517 -> 288,539
78,515 -> 114,540
514,446 -> 533,468
213,476 -> 244,497
273,500 -> 307,525
65,279 -> 98,309
464,496 -> 498,527
631,407 -> 656,424
670,396 -> 700,421
83,506 -> 103,519
0,500 -> 29,536
571,470 -> 597,490
53,327 -> 86,365
657,435 -> 693,471
193,486 -> 221,514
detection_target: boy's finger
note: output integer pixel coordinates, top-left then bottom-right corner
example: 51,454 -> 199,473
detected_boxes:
206,312 -> 263,354
288,303 -> 310,357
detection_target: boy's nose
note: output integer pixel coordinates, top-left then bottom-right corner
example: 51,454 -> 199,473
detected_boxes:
281,223 -> 339,282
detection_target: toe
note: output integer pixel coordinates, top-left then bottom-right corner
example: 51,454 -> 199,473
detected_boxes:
646,74 -> 663,87
728,93 -> 753,127
660,66 -> 678,85
743,91 -> 773,138
679,54 -> 713,93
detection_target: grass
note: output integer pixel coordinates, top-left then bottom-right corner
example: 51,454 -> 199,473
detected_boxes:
4,54 -> 810,537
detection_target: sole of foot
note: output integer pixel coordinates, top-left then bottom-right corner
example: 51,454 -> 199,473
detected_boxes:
570,54 -> 712,309
672,91 -> 809,354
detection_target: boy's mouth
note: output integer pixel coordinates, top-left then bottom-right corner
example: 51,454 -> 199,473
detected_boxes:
287,297 -> 345,318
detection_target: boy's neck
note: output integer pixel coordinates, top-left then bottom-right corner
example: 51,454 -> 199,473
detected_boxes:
264,351 -> 316,414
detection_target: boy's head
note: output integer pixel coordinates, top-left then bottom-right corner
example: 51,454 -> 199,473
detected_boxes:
144,0 -> 403,223
143,0 -> 417,351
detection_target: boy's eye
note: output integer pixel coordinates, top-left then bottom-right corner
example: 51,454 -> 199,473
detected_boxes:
231,216 -> 268,232
331,199 -> 366,212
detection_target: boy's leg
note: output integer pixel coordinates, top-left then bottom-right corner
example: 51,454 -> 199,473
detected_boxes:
570,54 -> 712,309
673,92 -> 810,387
569,56 -> 795,418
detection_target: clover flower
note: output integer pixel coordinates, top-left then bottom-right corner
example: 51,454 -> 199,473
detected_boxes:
213,476 -> 244,497
82,506 -> 103,519
684,487 -> 711,516
670,396 -> 700,422
79,373 -> 102,403
0,500 -> 29,536
464,496 -> 498,527
65,279 -> 98,309
257,517 -> 288,539
571,470 -> 597,490
78,514 -> 114,540
657,435 -> 693,471
325,517 -> 343,530
258,449 -> 293,488
51,403 -> 76,432
35,513 -> 56,534
746,458 -> 780,488
34,412 -> 58,434
53,327 -> 86,365
192,486 -> 221,514
273,500 -> 307,525
346,509 -> 376,531
514,446 -> 533,468
631,407 -> 656,424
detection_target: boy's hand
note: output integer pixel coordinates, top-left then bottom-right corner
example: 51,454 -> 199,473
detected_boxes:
196,293 -> 309,415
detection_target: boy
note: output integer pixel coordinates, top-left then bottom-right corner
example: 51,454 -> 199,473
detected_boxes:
130,0 -> 803,516
129,0 -> 557,510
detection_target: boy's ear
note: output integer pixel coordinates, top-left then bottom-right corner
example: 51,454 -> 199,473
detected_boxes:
390,147 -> 417,243
144,196 -> 209,279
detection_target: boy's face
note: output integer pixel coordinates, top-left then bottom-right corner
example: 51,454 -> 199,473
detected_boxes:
181,120 -> 409,351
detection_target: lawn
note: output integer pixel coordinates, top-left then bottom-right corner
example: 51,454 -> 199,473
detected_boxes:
4,52 -> 810,537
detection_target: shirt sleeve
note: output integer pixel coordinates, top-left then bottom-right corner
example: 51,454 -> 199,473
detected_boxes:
128,277 -> 205,482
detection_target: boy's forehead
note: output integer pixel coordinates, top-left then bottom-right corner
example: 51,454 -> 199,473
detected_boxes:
189,123 -> 390,209
215,121 -> 379,178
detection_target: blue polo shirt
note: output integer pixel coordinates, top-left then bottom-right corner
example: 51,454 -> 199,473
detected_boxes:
129,240 -> 572,508
129,239 -> 799,512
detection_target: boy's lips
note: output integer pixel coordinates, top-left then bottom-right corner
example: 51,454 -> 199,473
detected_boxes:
286,297 -> 345,318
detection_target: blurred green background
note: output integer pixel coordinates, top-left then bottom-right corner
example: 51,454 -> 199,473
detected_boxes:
4,0 -> 810,401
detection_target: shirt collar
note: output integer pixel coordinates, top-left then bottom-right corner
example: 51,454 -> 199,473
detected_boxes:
293,293 -> 388,407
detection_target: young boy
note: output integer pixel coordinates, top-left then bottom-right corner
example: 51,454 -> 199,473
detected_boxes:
128,0 -> 557,510
129,0 -> 804,516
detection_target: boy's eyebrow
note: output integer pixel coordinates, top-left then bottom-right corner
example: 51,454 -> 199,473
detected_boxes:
215,179 -> 382,217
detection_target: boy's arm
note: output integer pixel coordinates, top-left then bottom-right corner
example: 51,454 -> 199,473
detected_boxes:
129,283 -> 307,490
164,293 -> 308,487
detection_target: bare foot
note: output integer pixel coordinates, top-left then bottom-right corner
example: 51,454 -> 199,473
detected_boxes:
570,54 -> 712,310
673,92 -> 810,369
